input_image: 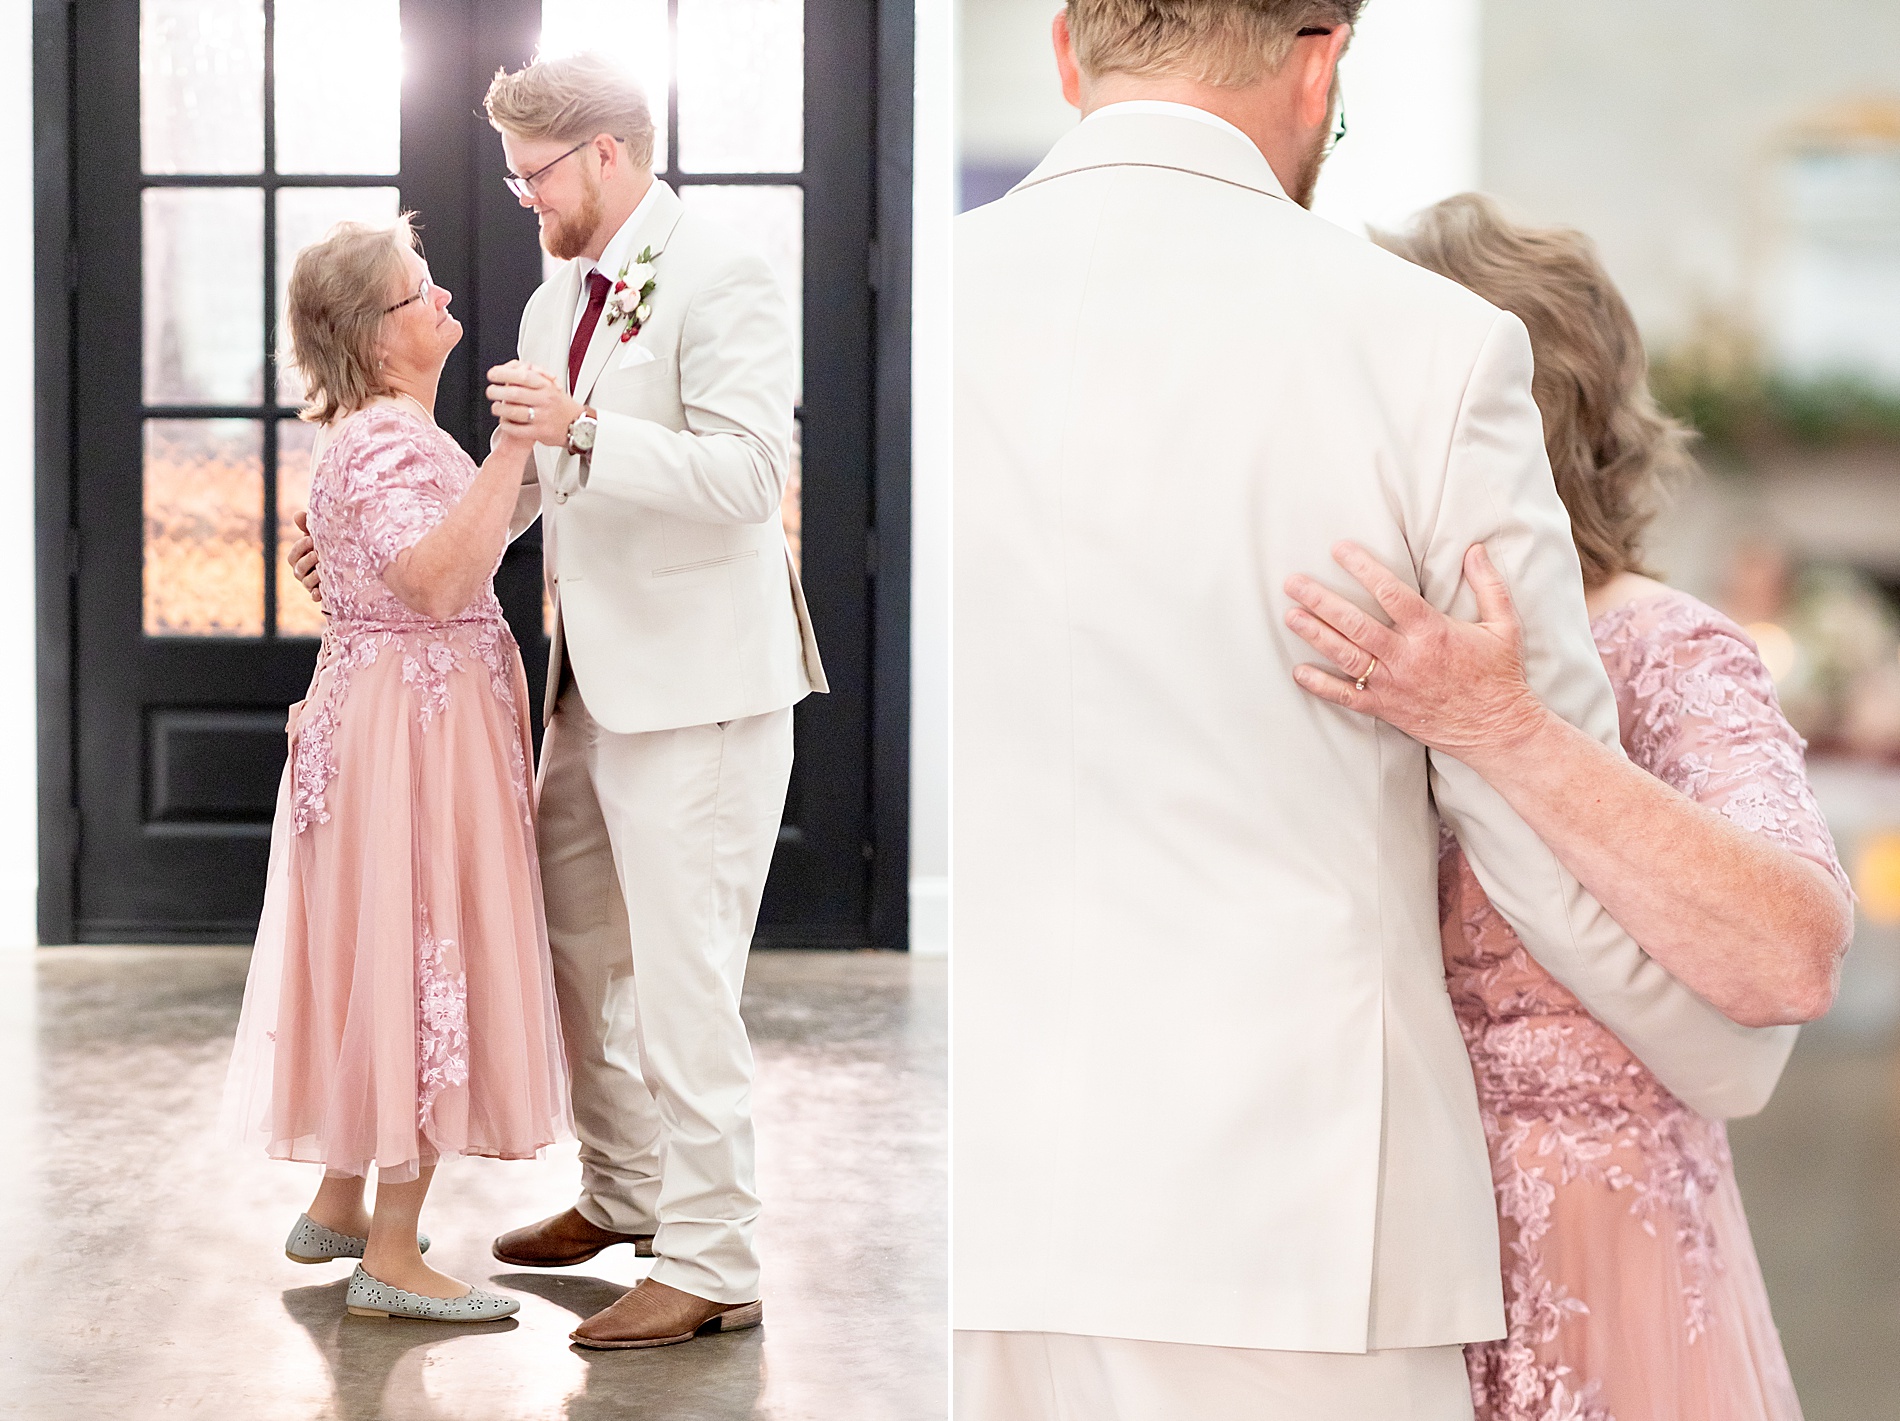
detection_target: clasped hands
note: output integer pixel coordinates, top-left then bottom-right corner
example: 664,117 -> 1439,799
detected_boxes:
284,362 -> 584,606
1283,540 -> 1551,764
486,361 -> 584,450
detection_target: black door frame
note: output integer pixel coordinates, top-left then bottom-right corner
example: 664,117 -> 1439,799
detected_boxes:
32,0 -> 911,948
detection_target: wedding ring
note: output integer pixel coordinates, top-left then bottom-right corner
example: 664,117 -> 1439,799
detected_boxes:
1354,657 -> 1377,693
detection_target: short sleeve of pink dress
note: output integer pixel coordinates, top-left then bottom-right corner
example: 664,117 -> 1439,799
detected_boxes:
1443,589 -> 1844,1421
222,403 -> 571,1184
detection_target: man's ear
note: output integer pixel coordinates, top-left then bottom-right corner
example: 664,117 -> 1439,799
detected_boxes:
1298,25 -> 1351,130
1052,9 -> 1084,111
593,132 -> 621,180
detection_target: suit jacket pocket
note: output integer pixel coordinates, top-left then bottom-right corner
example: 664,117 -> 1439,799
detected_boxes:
652,549 -> 759,578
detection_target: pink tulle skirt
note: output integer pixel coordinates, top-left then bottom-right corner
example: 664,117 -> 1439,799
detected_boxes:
222,620 -> 572,1181
1467,1104 -> 1803,1421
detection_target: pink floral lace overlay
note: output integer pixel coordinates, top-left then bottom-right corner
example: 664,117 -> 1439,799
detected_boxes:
415,904 -> 470,1133
288,405 -> 528,835
1446,590 -> 1844,1421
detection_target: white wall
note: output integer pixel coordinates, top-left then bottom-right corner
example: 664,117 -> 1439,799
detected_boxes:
1310,0 -> 1480,236
957,0 -> 1482,233
1482,0 -> 1900,352
910,0 -> 953,956
1,2 -> 38,950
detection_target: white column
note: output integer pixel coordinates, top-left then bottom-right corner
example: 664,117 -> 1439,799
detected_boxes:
909,0 -> 954,955
0,0 -> 38,949
1311,0 -> 1482,237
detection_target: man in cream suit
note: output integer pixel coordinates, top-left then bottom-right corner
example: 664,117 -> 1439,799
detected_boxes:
479,54 -> 823,1349
954,4 -> 1792,1416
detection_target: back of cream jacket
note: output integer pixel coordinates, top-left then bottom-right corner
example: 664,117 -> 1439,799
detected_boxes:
952,107 -> 1795,1355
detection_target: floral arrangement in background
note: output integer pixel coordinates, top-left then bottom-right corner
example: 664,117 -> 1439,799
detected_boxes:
1720,540 -> 1900,762
1650,314 -> 1900,459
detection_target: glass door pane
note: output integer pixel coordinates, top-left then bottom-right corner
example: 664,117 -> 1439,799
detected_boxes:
677,0 -> 803,173
143,188 -> 265,405
143,420 -> 267,636
140,0 -> 265,175
536,0 -> 671,171
273,0 -> 403,174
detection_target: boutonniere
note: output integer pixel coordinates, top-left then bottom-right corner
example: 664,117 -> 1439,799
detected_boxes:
605,246 -> 657,341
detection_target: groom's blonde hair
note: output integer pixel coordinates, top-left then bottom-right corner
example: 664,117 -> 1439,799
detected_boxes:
485,53 -> 657,170
1068,0 -> 1365,87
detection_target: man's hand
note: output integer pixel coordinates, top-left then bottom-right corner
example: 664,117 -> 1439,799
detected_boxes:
487,361 -> 584,449
287,509 -> 321,605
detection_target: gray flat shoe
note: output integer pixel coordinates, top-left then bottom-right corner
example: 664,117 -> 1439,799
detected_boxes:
345,1265 -> 520,1322
285,1213 -> 431,1264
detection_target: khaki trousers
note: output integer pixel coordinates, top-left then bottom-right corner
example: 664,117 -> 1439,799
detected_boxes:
955,1331 -> 1475,1421
536,680 -> 794,1304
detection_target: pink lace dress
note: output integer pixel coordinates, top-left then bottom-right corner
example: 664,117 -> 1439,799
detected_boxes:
223,403 -> 571,1182
1443,589 -> 1848,1421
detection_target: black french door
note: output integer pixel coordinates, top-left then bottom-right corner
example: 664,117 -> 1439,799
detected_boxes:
38,0 -> 908,946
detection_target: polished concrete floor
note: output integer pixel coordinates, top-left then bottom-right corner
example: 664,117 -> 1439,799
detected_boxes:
0,948 -> 945,1421
1732,1025 -> 1900,1421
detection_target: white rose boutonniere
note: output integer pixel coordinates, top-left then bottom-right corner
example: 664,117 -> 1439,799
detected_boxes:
605,246 -> 659,342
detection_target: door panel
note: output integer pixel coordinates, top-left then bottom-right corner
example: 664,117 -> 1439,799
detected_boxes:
58,0 -> 889,944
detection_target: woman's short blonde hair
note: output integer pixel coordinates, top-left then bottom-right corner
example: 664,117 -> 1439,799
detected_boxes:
284,215 -> 417,425
484,53 -> 656,170
1376,194 -> 1693,589
1067,0 -> 1364,88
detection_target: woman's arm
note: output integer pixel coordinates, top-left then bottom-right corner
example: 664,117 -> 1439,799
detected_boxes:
1284,540 -> 1853,1028
382,428 -> 537,621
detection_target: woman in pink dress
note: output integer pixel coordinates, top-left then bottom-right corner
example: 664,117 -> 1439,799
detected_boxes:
223,217 -> 571,1322
1282,194 -> 1854,1419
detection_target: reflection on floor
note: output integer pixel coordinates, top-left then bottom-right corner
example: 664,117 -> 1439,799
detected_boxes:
0,948 -> 945,1421
1739,759 -> 1900,1419
1732,1025 -> 1900,1421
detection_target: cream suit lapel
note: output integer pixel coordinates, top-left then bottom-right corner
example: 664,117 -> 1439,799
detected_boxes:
543,260 -> 582,377
570,181 -> 688,406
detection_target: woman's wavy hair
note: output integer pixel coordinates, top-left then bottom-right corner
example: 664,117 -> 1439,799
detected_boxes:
284,215 -> 417,424
1376,194 -> 1693,588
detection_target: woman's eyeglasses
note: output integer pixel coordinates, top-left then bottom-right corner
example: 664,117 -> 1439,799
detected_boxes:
384,274 -> 435,315
503,140 -> 589,200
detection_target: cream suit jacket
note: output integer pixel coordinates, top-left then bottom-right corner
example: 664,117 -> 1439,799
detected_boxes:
509,181 -> 825,733
952,108 -> 1797,1356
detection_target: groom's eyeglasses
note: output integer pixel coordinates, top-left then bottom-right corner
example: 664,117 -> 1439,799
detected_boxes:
503,140 -> 589,200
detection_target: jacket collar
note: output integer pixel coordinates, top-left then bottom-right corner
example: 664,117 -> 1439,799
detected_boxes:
1013,106 -> 1291,204
563,180 -> 685,399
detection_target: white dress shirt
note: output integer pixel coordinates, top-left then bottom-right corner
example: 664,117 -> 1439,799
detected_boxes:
571,178 -> 665,337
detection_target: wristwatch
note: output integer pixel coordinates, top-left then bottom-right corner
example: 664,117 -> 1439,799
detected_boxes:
564,408 -> 598,458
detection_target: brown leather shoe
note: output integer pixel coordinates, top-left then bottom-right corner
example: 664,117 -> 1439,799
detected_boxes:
491,1208 -> 655,1268
569,1277 -> 763,1350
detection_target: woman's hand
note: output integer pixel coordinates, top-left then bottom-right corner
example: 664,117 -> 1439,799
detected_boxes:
1283,541 -> 1548,764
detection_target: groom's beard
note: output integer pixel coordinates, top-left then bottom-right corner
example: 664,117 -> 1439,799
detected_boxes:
1288,78 -> 1341,210
541,167 -> 607,261
1288,123 -> 1328,210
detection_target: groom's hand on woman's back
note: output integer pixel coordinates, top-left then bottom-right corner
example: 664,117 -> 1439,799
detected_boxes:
288,509 -> 321,605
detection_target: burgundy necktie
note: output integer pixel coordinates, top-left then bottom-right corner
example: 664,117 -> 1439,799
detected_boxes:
568,269 -> 612,393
